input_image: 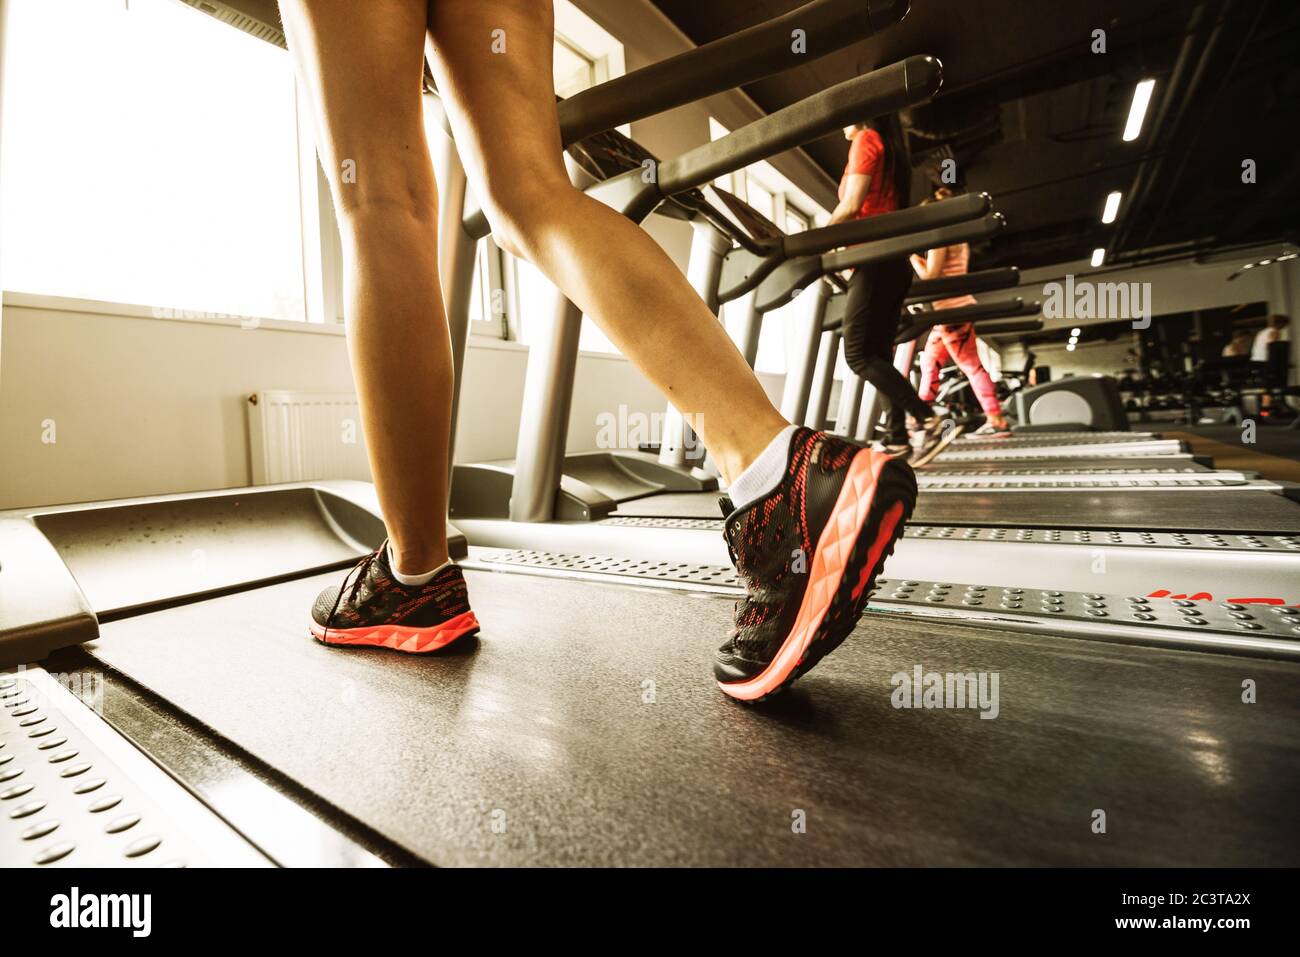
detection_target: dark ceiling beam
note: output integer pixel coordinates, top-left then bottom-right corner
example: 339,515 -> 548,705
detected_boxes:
1131,0 -> 1272,255
1110,1 -> 1224,253
929,26 -> 1184,109
1217,154 -> 1299,245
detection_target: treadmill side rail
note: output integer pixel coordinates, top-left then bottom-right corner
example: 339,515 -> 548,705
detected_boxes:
0,518 -> 98,668
556,0 -> 910,146
0,665 -> 274,867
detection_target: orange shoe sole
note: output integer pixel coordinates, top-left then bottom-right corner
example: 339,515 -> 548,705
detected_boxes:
310,610 -> 480,654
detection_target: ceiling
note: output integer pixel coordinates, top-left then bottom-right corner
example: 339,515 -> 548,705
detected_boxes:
649,0 -> 1300,270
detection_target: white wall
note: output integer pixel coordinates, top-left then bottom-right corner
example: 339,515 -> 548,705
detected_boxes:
1019,256 -> 1290,330
0,298 -> 782,510
991,256 -> 1299,382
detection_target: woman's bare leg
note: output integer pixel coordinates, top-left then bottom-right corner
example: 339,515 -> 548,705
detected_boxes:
279,0 -> 450,572
427,0 -> 787,484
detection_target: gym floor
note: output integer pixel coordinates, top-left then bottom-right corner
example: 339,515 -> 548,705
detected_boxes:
1167,423 -> 1300,483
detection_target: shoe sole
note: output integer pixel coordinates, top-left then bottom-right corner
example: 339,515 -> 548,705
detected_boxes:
310,610 -> 480,654
718,451 -> 917,702
911,423 -> 964,468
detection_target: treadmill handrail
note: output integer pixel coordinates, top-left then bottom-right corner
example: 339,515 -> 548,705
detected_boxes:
963,317 -> 1043,337
719,192 -> 991,303
580,56 -> 943,229
785,192 -> 989,259
906,266 -> 1020,303
556,0 -> 910,146
463,56 -> 943,240
819,294 -> 1041,334
820,212 -> 1005,272
890,298 -> 1039,343
754,211 -> 1003,312
657,56 -> 943,198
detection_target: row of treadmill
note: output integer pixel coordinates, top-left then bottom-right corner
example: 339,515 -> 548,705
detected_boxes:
3,0 -> 1298,868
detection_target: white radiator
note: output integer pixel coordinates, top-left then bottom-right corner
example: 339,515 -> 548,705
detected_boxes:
247,390 -> 370,485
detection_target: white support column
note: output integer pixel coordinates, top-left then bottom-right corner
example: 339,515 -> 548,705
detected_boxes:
836,369 -> 864,437
804,329 -> 840,430
510,289 -> 583,522
661,220 -> 730,470
728,291 -> 763,367
779,280 -> 831,423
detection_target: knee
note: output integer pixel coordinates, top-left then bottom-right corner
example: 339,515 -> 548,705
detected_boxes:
477,174 -> 579,262
841,337 -> 880,378
333,167 -> 438,229
841,343 -> 867,379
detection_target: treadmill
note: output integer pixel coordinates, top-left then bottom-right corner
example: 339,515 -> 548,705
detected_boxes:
449,75 -> 964,523
4,0 -> 1297,870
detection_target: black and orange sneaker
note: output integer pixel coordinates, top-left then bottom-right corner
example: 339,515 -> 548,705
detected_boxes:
714,428 -> 916,702
310,543 -> 479,654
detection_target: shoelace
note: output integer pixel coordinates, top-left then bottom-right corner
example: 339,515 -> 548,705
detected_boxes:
322,541 -> 385,639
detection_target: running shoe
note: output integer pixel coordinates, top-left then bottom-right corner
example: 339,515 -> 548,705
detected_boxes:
714,428 -> 917,702
911,415 -> 963,467
310,543 -> 479,653
970,419 -> 1013,437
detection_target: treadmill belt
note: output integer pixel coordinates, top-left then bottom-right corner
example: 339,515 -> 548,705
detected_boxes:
89,569 -> 1300,866
910,490 -> 1300,534
920,457 -> 1206,474
616,489 -> 1300,533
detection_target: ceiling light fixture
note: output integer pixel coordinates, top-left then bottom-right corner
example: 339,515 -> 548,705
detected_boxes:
1123,79 -> 1156,142
1101,194 -> 1121,225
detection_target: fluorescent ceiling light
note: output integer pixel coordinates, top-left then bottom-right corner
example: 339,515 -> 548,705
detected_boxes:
1091,247 -> 1106,267
1101,194 -> 1121,225
1123,79 -> 1156,142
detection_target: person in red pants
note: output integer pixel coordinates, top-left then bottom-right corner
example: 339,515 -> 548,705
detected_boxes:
909,189 -> 1011,436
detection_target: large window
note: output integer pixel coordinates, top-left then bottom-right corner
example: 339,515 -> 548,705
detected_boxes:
1,0 -> 306,322
554,37 -> 597,99
706,119 -> 828,375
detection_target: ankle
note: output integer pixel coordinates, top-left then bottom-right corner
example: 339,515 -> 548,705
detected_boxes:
389,541 -> 449,577
716,418 -> 790,486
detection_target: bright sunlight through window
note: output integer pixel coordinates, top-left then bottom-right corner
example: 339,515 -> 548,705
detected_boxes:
1,0 -> 306,322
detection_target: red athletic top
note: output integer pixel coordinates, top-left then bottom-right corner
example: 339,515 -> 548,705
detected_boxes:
932,242 -> 978,311
839,128 -> 898,218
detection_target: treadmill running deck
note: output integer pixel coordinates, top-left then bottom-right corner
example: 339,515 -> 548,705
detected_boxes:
87,568 -> 1300,866
612,488 -> 1300,533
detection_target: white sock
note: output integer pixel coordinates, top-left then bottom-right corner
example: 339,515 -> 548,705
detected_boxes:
386,542 -> 451,586
727,425 -> 798,510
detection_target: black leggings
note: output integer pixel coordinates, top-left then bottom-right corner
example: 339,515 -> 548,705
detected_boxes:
841,258 -> 932,440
